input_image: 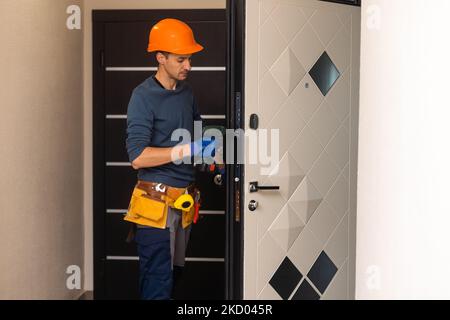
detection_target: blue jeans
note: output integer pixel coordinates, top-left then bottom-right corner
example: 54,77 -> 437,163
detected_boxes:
135,227 -> 172,300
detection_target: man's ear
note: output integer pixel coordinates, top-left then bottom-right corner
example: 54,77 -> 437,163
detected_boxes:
156,52 -> 166,65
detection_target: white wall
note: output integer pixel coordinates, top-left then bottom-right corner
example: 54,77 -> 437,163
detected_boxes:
83,0 -> 226,292
356,0 -> 450,299
0,0 -> 84,299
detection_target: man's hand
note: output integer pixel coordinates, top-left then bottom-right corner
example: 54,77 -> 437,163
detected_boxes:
190,137 -> 216,157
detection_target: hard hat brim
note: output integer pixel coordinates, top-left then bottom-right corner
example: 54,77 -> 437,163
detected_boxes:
148,43 -> 204,55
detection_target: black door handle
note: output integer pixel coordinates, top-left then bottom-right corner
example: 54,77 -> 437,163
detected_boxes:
249,181 -> 280,193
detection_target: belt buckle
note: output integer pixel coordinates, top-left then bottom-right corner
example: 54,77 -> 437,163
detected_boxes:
155,183 -> 166,193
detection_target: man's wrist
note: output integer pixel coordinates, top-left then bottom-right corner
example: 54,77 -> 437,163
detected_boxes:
171,144 -> 191,161
179,143 -> 193,158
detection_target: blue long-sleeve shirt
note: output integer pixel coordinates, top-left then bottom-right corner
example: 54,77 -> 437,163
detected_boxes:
126,75 -> 202,187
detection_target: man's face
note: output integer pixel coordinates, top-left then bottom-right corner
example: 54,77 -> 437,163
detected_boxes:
159,53 -> 192,81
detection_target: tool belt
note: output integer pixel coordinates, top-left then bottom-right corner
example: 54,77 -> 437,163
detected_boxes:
135,180 -> 196,203
124,180 -> 200,231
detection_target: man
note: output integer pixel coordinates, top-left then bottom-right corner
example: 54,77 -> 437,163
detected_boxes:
124,18 -> 213,300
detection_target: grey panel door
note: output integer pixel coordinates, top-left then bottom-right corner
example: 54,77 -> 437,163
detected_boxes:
93,9 -> 227,300
243,0 -> 360,300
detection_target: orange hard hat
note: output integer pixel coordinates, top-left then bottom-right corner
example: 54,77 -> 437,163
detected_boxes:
147,18 -> 204,55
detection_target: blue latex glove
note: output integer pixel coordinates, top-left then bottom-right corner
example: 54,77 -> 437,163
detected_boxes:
191,137 -> 216,157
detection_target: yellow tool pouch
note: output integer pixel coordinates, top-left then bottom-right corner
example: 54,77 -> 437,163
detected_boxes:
182,205 -> 196,229
124,187 -> 168,228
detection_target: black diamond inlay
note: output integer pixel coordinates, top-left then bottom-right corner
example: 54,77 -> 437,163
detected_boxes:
309,51 -> 340,96
292,279 -> 320,300
269,257 -> 303,300
307,251 -> 338,294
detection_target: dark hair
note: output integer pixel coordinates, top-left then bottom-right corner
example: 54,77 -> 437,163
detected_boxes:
156,51 -> 170,58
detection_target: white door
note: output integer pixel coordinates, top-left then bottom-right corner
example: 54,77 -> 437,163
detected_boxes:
243,0 -> 360,299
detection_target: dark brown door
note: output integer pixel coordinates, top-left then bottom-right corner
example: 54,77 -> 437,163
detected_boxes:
93,9 -> 227,300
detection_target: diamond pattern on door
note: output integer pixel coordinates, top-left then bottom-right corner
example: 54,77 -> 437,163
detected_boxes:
306,200 -> 340,246
270,48 -> 306,96
321,260 -> 348,300
267,100 -> 306,160
336,8 -> 352,26
267,152 -> 305,202
301,6 -> 316,20
308,9 -> 343,47
269,257 -> 303,300
325,171 -> 349,220
257,187 -> 288,243
248,0 -> 357,300
270,250 -> 340,300
325,122 -> 350,170
270,5 -> 307,43
259,282 -> 283,300
309,51 -> 341,96
260,17 -> 288,70
325,214 -> 349,269
307,251 -> 338,294
287,227 -> 322,276
308,99 -> 340,147
289,178 -> 322,224
328,18 -> 352,73
326,70 -> 351,122
291,23 -> 325,72
262,0 -> 278,16
290,125 -> 323,174
308,151 -> 340,198
292,279 -> 320,300
259,72 -> 288,127
268,203 -> 305,252
285,74 -> 323,124
257,232 -> 286,293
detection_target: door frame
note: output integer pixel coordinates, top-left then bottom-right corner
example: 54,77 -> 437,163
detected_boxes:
226,0 -> 245,300
92,9 -> 229,300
